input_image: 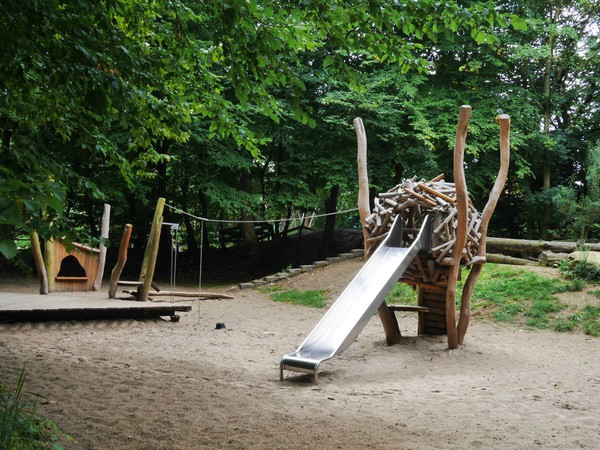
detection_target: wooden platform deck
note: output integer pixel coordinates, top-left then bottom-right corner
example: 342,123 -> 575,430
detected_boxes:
0,291 -> 191,323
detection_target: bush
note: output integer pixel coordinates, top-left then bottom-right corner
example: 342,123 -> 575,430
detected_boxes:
0,368 -> 73,450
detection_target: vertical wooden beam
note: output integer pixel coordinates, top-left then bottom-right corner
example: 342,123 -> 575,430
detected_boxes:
43,237 -> 54,292
93,203 -> 111,291
355,117 -> 402,343
417,288 -> 426,335
137,198 -> 165,301
378,303 -> 402,345
446,105 -> 471,349
354,117 -> 370,259
109,224 -> 133,299
457,114 -> 510,344
31,230 -> 48,295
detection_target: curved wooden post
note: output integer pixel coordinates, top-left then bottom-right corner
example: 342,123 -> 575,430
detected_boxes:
31,230 -> 48,295
446,105 -> 471,349
354,117 -> 370,258
354,117 -> 402,344
108,224 -> 133,299
457,114 -> 510,344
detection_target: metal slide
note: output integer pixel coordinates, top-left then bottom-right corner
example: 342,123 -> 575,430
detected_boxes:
279,215 -> 432,384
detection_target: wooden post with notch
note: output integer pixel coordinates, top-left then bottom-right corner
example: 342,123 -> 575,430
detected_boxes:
137,198 -> 165,301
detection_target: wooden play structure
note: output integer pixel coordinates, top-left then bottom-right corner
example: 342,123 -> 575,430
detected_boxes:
51,240 -> 100,291
109,198 -> 165,301
109,198 -> 233,302
354,105 -> 510,349
31,204 -> 110,294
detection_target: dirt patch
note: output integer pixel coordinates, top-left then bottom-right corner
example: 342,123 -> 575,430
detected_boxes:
1,262 -> 600,449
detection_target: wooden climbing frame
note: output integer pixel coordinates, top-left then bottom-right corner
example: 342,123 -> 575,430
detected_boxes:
355,105 -> 510,348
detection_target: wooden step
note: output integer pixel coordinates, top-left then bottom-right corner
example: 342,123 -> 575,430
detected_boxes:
117,280 -> 144,286
388,305 -> 429,313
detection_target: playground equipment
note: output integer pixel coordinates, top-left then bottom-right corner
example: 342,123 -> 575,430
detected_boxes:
109,198 -> 233,303
109,198 -> 167,301
31,204 -> 110,294
280,105 -> 510,383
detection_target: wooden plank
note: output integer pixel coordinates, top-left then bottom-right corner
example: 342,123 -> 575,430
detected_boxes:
56,276 -> 89,281
0,292 -> 191,322
422,296 -> 446,305
388,305 -> 429,312
422,325 -> 447,335
422,306 -> 446,316
424,315 -> 447,326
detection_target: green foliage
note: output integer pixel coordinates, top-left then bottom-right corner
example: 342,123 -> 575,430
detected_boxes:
0,0 -> 523,257
558,257 -> 600,284
1,368 -> 73,449
469,264 -> 568,328
2,0 -> 598,261
386,283 -> 418,305
554,306 -> 600,337
269,288 -> 328,308
469,264 -> 600,336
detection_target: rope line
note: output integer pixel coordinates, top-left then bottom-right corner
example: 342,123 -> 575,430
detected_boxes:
164,202 -> 358,224
162,201 -> 358,325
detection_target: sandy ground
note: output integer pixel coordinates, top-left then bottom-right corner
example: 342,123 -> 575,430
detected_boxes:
1,259 -> 599,449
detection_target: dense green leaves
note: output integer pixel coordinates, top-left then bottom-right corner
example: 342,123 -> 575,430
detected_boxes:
1,0 -> 598,262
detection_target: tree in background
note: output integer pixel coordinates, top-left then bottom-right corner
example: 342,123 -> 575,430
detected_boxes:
3,0 -> 558,265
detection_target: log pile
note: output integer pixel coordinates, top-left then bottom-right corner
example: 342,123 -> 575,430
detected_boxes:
364,174 -> 484,288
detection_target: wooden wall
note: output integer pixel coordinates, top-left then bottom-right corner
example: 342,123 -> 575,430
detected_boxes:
52,240 -> 100,292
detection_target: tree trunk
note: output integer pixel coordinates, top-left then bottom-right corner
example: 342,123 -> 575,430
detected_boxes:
31,230 -> 48,295
354,117 -> 370,257
92,203 -> 110,291
486,253 -> 537,266
317,185 -> 339,259
486,236 -> 596,256
180,180 -> 198,254
240,173 -> 262,257
540,9 -> 558,240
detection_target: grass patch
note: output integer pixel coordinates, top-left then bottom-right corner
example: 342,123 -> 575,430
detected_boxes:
269,288 -> 328,308
469,264 -> 568,329
385,283 -> 418,305
384,264 -> 599,335
467,264 -> 600,336
1,368 -> 73,449
552,306 -> 600,336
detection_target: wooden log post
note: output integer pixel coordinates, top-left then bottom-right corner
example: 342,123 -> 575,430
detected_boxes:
355,117 -> 402,343
108,224 -> 133,299
137,198 -> 165,301
93,203 -> 111,291
457,114 -> 510,344
355,117 -> 370,258
378,303 -> 403,345
31,230 -> 48,295
43,237 -> 54,292
446,105 -> 471,349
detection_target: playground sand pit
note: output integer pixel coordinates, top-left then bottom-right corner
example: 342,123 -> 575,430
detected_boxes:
1,258 -> 600,449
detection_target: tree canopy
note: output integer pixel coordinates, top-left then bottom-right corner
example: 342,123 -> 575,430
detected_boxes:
1,0 -> 598,264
